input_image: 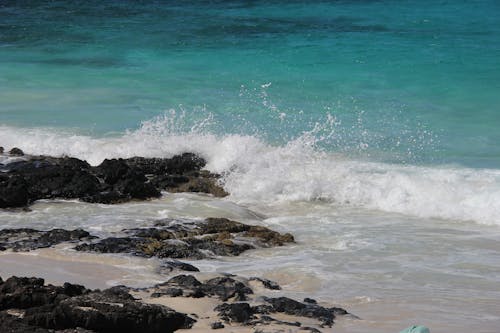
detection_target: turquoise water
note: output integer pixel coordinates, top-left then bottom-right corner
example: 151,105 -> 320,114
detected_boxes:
1,0 -> 500,167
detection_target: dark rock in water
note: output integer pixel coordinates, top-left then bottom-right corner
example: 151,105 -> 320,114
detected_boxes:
0,228 -> 94,252
75,217 -> 293,260
203,277 -> 253,301
303,298 -> 317,304
160,260 -> 200,273
123,154 -> 227,197
300,327 -> 322,333
0,152 -> 226,208
0,175 -> 29,208
201,217 -> 251,234
242,225 -> 295,246
74,237 -> 141,254
5,159 -> 100,203
164,173 -> 228,198
263,297 -> 348,327
0,146 -> 4,154
125,153 -> 205,175
90,158 -> 161,202
0,275 -> 195,333
93,158 -> 133,185
211,321 -> 225,329
151,174 -> 190,189
329,307 -> 349,316
9,147 -> 24,156
114,177 -> 161,200
215,302 -> 254,323
249,277 -> 281,290
164,275 -> 203,289
151,275 -> 253,302
184,236 -> 255,257
35,229 -> 92,249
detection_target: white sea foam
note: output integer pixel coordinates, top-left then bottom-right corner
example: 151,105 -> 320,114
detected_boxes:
1,112 -> 499,225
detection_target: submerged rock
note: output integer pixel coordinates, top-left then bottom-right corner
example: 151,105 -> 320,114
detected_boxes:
249,277 -> 281,290
0,228 -> 94,252
0,276 -> 194,333
158,260 -> 200,273
75,217 -> 294,260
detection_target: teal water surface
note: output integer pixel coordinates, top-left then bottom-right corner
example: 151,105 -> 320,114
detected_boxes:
1,0 -> 499,167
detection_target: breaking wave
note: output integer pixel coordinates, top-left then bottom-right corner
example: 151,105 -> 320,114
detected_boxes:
1,110 -> 499,225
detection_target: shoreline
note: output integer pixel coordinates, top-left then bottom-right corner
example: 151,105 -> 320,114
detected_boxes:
0,149 -> 350,332
0,236 -> 352,333
2,151 -> 500,332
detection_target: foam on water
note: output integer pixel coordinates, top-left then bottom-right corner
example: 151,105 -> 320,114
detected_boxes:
1,111 -> 499,226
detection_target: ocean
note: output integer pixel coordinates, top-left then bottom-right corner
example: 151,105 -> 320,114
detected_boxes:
1,1 -> 500,332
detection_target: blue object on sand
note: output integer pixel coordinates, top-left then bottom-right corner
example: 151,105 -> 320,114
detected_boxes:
399,326 -> 430,333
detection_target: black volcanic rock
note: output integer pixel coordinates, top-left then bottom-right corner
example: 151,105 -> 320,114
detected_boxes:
0,153 -> 227,208
0,276 -> 88,310
93,158 -> 133,185
0,276 -> 194,333
125,153 -> 205,175
74,237 -> 141,254
75,217 -> 294,260
203,277 -> 253,301
164,275 -> 203,289
0,228 -> 94,252
263,297 -> 348,327
160,260 -> 200,273
215,302 -> 254,323
23,290 -> 194,333
0,175 -> 29,208
9,147 -> 24,156
148,274 -> 253,302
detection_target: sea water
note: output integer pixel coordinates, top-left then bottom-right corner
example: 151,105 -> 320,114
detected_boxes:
1,1 -> 500,332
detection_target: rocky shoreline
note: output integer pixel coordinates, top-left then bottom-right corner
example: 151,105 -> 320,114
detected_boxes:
0,147 -> 226,208
0,149 -> 354,332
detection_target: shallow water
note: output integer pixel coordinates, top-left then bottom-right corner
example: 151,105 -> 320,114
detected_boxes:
1,195 -> 499,332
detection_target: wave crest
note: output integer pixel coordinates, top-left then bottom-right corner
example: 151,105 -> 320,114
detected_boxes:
0,111 -> 499,225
